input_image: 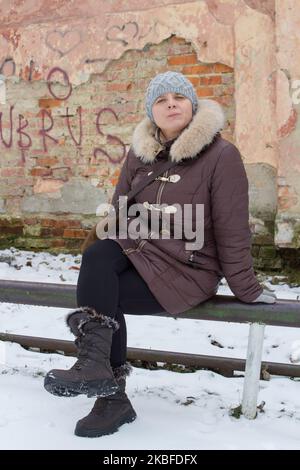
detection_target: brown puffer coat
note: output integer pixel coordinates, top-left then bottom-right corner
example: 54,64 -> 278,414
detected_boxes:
102,99 -> 263,315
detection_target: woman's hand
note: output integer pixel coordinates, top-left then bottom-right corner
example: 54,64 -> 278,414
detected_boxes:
251,288 -> 277,304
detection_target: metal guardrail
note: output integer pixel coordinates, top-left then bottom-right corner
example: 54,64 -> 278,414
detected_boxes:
1,331 -> 300,379
1,278 -> 300,419
0,279 -> 300,326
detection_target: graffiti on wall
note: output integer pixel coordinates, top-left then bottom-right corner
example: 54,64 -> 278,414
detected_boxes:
0,19 -> 159,164
106,22 -> 139,46
0,66 -> 127,164
105,21 -> 154,45
0,57 -> 15,76
45,30 -> 82,58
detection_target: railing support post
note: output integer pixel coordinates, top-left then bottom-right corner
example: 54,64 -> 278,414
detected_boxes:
241,322 -> 265,419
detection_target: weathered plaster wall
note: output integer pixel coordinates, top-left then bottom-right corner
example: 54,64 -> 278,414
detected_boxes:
0,0 -> 299,258
275,0 -> 300,248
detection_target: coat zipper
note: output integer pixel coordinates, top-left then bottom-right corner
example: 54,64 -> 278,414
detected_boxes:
124,166 -> 197,264
156,168 -> 196,265
123,169 -> 170,256
156,169 -> 170,205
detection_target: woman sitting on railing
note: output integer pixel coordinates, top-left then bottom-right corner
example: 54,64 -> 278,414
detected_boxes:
43,71 -> 276,438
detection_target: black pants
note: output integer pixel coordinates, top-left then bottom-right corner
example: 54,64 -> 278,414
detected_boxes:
76,239 -> 165,368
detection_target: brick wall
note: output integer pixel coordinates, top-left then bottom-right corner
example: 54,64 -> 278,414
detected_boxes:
0,36 -> 234,253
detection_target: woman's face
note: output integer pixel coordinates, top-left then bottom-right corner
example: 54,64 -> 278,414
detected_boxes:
152,92 -> 193,140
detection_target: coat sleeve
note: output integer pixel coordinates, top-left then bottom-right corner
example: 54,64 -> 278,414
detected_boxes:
110,147 -> 137,211
210,143 -> 263,302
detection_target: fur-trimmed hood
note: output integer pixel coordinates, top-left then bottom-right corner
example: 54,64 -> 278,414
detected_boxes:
132,99 -> 225,164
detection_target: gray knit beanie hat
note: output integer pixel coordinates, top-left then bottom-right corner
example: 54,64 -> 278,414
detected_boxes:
145,71 -> 198,122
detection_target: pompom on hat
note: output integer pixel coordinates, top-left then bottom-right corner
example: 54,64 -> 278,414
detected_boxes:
145,71 -> 198,122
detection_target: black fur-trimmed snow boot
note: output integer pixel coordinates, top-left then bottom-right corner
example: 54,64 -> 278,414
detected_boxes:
44,307 -> 120,398
74,362 -> 137,438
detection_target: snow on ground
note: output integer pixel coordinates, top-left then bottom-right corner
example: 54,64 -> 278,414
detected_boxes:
0,247 -> 300,450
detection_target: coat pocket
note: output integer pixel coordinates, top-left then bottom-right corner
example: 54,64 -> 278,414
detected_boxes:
186,249 -> 223,275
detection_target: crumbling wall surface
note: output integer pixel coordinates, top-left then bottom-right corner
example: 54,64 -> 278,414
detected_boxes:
275,0 -> 300,249
0,0 -> 299,259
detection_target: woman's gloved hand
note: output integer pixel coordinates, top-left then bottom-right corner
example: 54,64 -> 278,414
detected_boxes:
252,288 -> 277,304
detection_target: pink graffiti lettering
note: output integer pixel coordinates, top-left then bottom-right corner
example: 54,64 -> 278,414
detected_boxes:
0,105 -> 14,148
0,66 -> 126,165
65,106 -> 83,147
17,114 -> 32,163
39,109 -> 59,152
94,108 -> 126,164
47,67 -> 72,101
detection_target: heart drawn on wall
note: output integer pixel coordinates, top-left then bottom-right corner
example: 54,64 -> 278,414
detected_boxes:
46,30 -> 82,57
106,22 -> 139,46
